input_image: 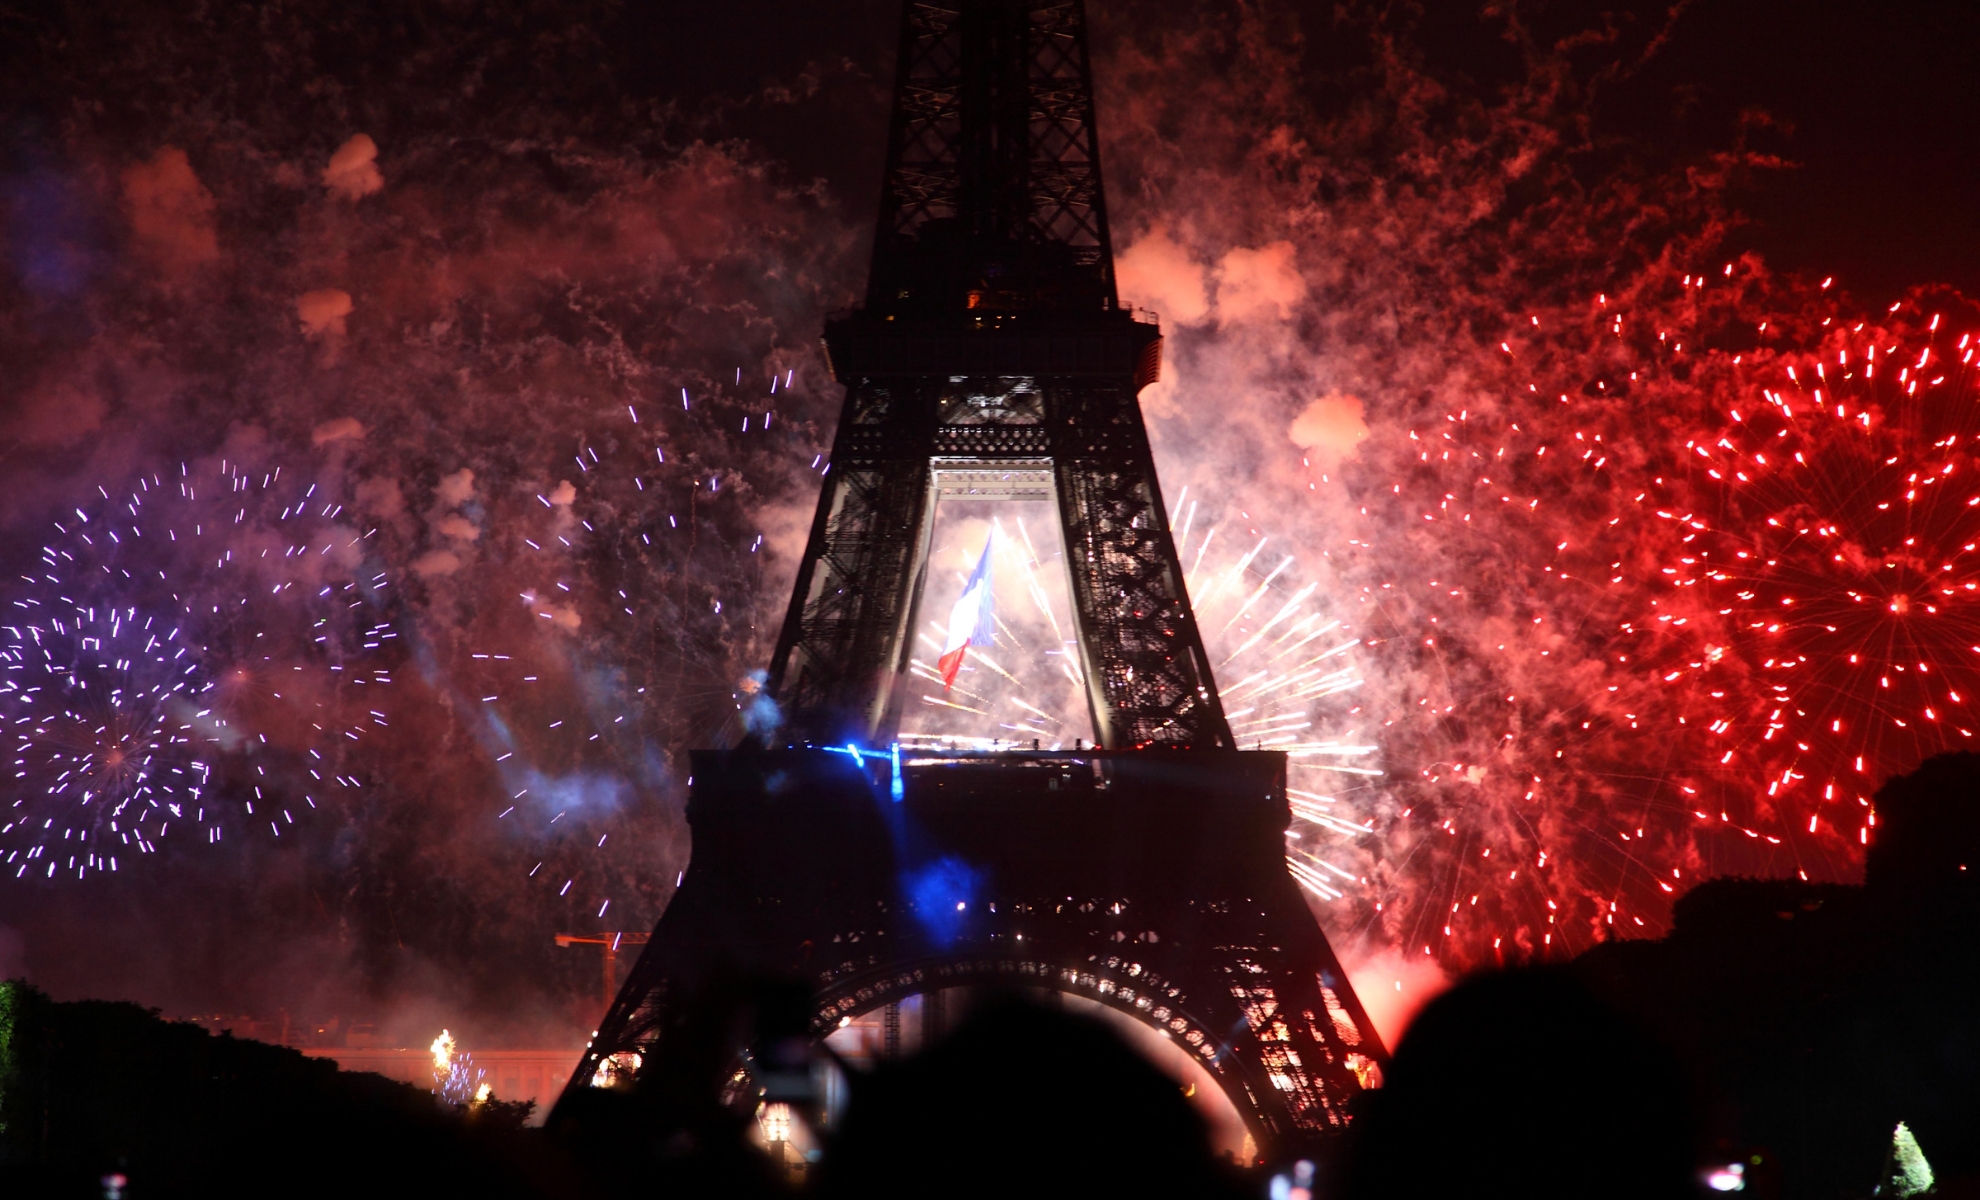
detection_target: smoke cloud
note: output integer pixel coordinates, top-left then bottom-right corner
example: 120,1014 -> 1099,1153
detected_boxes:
322,133 -> 384,201
1343,945 -> 1452,1050
297,289 -> 354,341
120,147 -> 220,274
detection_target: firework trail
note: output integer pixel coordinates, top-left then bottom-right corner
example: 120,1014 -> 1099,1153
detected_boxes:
1164,492 -> 1382,902
419,368 -> 817,922
1634,306 -> 1980,864
1182,277 -> 1980,968
1,458 -> 394,880
873,476 -> 1386,907
1,602 -> 203,878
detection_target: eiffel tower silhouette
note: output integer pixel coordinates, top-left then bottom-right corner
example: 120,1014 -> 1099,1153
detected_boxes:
554,0 -> 1386,1156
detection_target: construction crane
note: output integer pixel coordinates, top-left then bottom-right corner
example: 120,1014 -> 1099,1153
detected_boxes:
554,931 -> 650,1012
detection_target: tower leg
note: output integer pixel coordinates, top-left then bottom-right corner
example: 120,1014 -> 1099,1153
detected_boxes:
553,747 -> 1388,1159
765,382 -> 938,744
1048,382 -> 1231,750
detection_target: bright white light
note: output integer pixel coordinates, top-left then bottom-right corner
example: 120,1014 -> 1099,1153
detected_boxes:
1706,1163 -> 1746,1192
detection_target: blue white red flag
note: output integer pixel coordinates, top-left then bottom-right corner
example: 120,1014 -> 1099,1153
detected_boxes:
937,532 -> 996,689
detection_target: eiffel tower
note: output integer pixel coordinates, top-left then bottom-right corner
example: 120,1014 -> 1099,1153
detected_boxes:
554,0 -> 1386,1155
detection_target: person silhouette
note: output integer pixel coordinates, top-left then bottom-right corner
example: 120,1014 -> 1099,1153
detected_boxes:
1340,968 -> 1695,1200
814,992 -> 1248,1200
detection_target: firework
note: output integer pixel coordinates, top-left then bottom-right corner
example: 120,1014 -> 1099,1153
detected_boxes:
430,1028 -> 489,1107
1642,309 -> 1980,866
1093,4 -> 1921,973
1312,372 -> 1687,962
1259,283 -> 1980,967
1168,490 -> 1383,903
0,603 -> 204,877
851,478 -> 1389,905
438,371 -> 808,920
0,459 -> 394,880
1204,277 -> 1770,964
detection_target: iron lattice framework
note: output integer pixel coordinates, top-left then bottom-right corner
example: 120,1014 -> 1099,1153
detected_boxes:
555,0 -> 1386,1158
869,0 -> 1114,313
561,749 -> 1388,1152
770,0 -> 1228,750
767,369 -> 1229,750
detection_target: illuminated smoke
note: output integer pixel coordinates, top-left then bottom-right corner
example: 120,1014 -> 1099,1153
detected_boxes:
440,402 -> 810,920
1092,2 -> 1977,967
0,2 -> 860,1023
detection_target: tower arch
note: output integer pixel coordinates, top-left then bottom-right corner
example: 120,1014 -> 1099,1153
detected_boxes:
815,959 -> 1256,1158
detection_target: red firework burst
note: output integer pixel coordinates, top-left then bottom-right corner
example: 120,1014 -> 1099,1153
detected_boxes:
1638,306 -> 1980,874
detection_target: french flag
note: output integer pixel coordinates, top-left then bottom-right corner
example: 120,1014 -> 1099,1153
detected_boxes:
938,532 -> 996,689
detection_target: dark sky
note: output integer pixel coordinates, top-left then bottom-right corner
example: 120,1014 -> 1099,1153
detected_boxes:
1588,0 -> 1980,300
616,0 -> 1980,301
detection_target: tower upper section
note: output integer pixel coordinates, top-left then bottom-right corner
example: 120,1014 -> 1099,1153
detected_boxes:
863,1 -> 1121,324
778,0 -> 1225,751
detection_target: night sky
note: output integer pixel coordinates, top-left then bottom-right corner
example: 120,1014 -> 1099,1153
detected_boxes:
1,0 -> 1974,1047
